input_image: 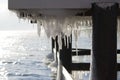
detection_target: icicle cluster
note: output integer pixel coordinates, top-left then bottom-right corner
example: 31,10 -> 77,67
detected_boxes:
13,10 -> 92,50
37,16 -> 92,50
118,17 -> 120,36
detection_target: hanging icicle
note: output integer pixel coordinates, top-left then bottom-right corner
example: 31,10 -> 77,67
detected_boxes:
58,34 -> 62,50
13,10 -> 93,51
37,21 -> 41,37
117,17 -> 120,36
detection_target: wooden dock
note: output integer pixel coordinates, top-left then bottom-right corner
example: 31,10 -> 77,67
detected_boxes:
59,49 -> 120,80
52,35 -> 120,80
9,1 -> 120,80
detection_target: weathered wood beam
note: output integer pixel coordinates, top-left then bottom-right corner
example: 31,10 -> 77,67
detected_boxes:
51,38 -> 55,53
72,50 -> 90,55
117,63 -> 120,71
117,50 -> 120,53
72,49 -> 120,55
71,63 -> 90,71
60,35 -> 72,73
72,48 -> 90,51
71,63 -> 120,71
91,3 -> 118,80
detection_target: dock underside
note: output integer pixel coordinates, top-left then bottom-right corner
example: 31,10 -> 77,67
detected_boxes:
8,0 -> 120,80
8,0 -> 120,16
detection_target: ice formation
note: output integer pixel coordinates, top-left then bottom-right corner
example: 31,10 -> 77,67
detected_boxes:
13,10 -> 93,51
44,52 -> 54,65
118,17 -> 120,36
12,10 -> 120,80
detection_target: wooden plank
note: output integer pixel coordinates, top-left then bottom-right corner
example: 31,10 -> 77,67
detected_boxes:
72,50 -> 90,55
71,63 -> 120,71
71,63 -> 90,71
91,4 -> 118,80
117,63 -> 120,71
72,48 -> 90,51
51,38 -> 55,53
72,49 -> 120,55
117,50 -> 120,53
72,49 -> 91,56
60,36 -> 72,73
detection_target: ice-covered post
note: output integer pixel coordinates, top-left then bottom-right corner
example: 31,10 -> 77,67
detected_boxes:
90,3 -> 118,80
60,35 -> 72,73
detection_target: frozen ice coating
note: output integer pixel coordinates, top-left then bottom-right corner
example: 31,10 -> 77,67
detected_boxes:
58,34 -> 62,50
118,17 -> 120,36
37,21 -> 41,37
13,10 -> 93,50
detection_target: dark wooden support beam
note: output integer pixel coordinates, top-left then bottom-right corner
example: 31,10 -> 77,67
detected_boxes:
72,48 -> 90,51
117,49 -> 120,53
118,9 -> 120,16
60,35 -> 72,73
72,49 -> 91,55
72,49 -> 120,55
117,63 -> 120,71
55,36 -> 59,61
91,3 -> 118,80
51,38 -> 55,53
72,49 -> 120,56
71,63 -> 90,71
75,9 -> 92,16
71,63 -> 120,71
55,36 -> 59,53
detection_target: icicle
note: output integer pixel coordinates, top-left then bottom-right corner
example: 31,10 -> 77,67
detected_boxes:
117,18 -> 120,49
74,29 -> 79,55
69,35 -> 72,43
90,19 -> 93,27
58,34 -> 62,50
54,42 -> 57,62
18,18 -> 21,23
42,17 -> 51,38
83,20 -> 86,27
66,36 -> 69,48
13,10 -> 94,53
56,52 -> 62,80
37,22 -> 41,37
117,17 -> 120,36
64,35 -> 67,47
117,18 -> 119,34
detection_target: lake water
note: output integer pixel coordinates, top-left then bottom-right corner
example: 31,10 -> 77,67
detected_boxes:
0,30 -> 120,80
0,30 -> 52,80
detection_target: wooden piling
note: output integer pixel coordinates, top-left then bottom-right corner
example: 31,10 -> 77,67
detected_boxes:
55,36 -> 59,61
91,3 -> 118,80
60,35 -> 72,73
52,38 -> 55,53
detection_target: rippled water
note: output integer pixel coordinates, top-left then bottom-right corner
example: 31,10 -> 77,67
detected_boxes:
0,31 -> 52,80
1,30 -> 120,80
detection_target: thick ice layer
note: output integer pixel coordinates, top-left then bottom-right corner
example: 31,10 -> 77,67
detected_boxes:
13,10 -> 93,50
37,16 -> 92,49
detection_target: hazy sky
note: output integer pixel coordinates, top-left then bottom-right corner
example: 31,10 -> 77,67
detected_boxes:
0,0 -> 36,30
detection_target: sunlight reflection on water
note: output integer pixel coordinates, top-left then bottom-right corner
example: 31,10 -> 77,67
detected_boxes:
1,30 -> 120,80
0,31 -> 52,80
